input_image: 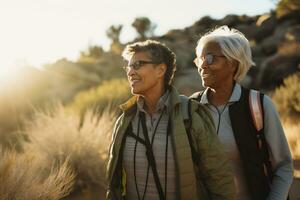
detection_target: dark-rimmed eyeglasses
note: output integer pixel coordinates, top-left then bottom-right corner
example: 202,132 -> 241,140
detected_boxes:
123,60 -> 160,72
194,54 -> 226,68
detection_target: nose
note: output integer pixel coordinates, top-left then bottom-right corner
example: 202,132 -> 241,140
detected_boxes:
127,66 -> 136,76
200,60 -> 209,70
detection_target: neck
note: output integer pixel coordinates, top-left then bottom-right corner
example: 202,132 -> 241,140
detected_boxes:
143,84 -> 166,116
208,81 -> 235,106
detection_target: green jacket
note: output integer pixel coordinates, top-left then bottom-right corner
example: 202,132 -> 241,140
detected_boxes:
106,87 -> 235,199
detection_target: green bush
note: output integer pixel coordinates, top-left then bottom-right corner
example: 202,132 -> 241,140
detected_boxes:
272,72 -> 300,122
68,78 -> 131,114
276,0 -> 300,18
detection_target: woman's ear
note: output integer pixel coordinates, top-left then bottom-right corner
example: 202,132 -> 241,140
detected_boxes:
157,63 -> 167,77
229,59 -> 239,73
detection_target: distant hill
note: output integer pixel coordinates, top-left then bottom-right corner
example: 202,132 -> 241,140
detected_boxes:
51,10 -> 300,96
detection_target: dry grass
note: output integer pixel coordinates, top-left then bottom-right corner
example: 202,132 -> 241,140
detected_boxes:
284,123 -> 300,160
282,122 -> 300,177
24,104 -> 115,196
0,149 -> 75,200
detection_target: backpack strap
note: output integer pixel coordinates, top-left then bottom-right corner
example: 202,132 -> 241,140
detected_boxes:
179,95 -> 199,165
248,89 -> 273,182
249,89 -> 264,132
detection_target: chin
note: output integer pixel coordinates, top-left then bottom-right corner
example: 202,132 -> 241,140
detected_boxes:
131,87 -> 143,95
202,81 -> 209,88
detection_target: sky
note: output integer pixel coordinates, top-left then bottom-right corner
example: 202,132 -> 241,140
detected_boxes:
0,0 -> 275,82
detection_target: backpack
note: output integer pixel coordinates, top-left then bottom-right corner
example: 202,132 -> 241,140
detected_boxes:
184,89 -> 293,200
179,89 -> 265,165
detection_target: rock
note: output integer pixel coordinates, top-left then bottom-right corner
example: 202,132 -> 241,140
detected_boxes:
193,16 -> 218,29
285,25 -> 300,42
278,41 -> 300,56
277,10 -> 300,23
219,14 -> 240,26
260,36 -> 279,55
251,43 -> 264,57
235,24 -> 258,40
254,13 -> 277,42
174,68 -> 203,96
256,54 -> 300,91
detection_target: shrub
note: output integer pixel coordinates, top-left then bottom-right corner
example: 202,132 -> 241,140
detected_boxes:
24,105 -> 115,198
0,149 -> 75,200
272,72 -> 300,122
69,78 -> 131,114
283,122 -> 300,160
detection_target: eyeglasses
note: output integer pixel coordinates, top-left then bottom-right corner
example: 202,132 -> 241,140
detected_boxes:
123,60 -> 160,72
194,54 -> 226,68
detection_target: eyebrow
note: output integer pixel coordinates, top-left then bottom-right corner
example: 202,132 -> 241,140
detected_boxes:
202,51 -> 222,56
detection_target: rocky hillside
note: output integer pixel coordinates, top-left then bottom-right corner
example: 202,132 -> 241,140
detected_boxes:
12,10 -> 300,105
152,11 -> 300,94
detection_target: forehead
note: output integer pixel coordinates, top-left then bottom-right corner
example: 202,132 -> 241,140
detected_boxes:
129,51 -> 151,62
199,42 -> 222,56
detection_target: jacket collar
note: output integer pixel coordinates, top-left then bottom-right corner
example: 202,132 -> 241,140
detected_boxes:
200,83 -> 242,105
119,86 -> 181,113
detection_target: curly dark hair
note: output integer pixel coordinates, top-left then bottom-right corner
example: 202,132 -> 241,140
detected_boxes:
122,40 -> 176,87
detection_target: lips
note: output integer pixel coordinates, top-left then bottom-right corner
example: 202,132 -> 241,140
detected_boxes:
129,78 -> 141,86
201,73 -> 210,78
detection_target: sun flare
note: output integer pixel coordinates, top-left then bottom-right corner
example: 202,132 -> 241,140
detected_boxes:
0,65 -> 23,88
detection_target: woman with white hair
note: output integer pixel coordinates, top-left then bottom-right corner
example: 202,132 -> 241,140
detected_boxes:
191,25 -> 294,200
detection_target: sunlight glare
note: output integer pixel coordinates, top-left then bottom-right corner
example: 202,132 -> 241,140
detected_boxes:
0,60 -> 26,89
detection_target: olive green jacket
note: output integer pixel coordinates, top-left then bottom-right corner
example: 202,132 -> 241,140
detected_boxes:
106,87 -> 235,199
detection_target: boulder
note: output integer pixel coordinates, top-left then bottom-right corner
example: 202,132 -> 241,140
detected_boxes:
254,13 -> 277,42
235,24 -> 258,40
256,54 -> 300,91
285,25 -> 300,42
219,14 -> 240,26
174,68 -> 203,96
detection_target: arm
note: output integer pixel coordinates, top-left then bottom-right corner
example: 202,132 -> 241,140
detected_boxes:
106,114 -> 123,200
192,104 -> 235,200
263,95 -> 294,200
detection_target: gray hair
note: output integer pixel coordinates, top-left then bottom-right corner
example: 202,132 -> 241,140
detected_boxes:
196,25 -> 255,82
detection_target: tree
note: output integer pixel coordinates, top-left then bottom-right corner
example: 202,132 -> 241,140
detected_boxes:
106,25 -> 124,54
106,25 -> 123,44
132,17 -> 156,39
80,46 -> 104,59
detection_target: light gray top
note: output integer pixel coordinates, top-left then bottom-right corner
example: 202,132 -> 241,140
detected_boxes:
199,83 -> 294,200
123,90 -> 176,200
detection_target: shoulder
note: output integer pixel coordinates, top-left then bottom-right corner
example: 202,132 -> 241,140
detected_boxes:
262,94 -> 281,120
111,112 -> 125,138
262,94 -> 275,107
189,99 -> 216,134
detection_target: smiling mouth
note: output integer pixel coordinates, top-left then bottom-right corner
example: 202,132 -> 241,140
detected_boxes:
201,74 -> 210,78
129,79 -> 141,85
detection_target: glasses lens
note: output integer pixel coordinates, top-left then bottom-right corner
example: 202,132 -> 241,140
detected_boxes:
132,61 -> 142,70
206,54 -> 213,65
